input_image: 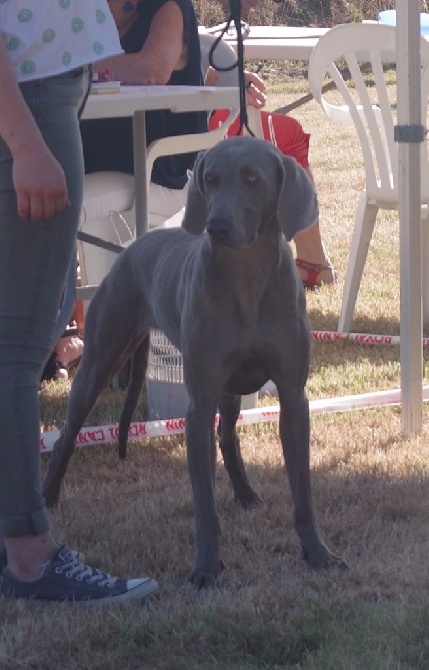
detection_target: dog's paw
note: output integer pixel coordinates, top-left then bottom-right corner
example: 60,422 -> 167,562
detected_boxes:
236,492 -> 264,509
187,560 -> 225,589
235,486 -> 264,509
302,543 -> 348,570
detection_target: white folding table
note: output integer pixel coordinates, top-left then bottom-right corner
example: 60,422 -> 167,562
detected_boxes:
201,25 -> 329,62
81,84 -> 240,237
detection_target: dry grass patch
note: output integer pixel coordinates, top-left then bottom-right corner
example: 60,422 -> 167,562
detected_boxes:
3,415 -> 429,669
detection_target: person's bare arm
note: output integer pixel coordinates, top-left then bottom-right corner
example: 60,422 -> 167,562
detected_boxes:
99,2 -> 186,85
0,40 -> 69,221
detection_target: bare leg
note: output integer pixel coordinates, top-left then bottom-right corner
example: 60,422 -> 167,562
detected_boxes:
293,167 -> 336,287
3,532 -> 58,581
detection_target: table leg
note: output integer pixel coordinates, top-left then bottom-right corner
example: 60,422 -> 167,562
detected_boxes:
133,110 -> 148,237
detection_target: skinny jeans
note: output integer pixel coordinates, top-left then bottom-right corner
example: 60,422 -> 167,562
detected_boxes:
0,68 -> 89,536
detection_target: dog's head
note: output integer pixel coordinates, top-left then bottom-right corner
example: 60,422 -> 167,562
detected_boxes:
182,136 -> 318,249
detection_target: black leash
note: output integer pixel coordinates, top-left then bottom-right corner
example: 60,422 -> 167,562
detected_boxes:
208,0 -> 254,135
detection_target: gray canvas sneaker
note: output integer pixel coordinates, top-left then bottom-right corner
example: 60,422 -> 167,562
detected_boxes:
0,545 -> 158,605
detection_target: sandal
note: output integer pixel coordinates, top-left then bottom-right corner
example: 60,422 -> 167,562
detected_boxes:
295,258 -> 336,290
41,334 -> 84,383
41,353 -> 69,383
55,334 -> 83,369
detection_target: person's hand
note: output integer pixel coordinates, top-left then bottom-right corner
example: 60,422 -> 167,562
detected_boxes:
205,66 -> 266,108
244,70 -> 266,108
12,144 -> 70,221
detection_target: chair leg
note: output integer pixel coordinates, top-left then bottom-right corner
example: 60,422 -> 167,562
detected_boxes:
338,194 -> 378,332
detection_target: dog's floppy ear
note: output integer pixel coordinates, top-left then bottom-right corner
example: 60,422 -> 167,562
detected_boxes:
276,154 -> 319,241
181,151 -> 207,236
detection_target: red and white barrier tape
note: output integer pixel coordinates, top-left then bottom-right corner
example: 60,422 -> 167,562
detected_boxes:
39,385 -> 429,453
311,330 -> 429,346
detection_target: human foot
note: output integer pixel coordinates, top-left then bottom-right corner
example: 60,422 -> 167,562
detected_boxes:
54,334 -> 83,369
295,258 -> 337,289
41,334 -> 84,383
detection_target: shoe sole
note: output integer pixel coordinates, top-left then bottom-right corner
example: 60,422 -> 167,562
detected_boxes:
1,578 -> 159,606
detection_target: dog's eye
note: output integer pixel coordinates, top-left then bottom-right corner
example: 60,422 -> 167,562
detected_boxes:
204,172 -> 219,186
240,166 -> 259,185
243,173 -> 258,185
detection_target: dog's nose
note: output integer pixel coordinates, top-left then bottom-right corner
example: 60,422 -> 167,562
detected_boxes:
206,218 -> 231,244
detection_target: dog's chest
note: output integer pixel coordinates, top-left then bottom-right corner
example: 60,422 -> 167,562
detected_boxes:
221,271 -> 274,331
224,348 -> 270,395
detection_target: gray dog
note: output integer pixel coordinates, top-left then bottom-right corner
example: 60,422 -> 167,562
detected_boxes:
43,136 -> 345,585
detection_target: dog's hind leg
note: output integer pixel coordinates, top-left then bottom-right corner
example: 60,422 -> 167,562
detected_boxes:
42,285 -> 145,507
217,392 -> 263,508
42,338 -> 139,508
118,333 -> 150,460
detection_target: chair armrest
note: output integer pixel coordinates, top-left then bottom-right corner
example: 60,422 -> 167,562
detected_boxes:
145,107 -> 240,183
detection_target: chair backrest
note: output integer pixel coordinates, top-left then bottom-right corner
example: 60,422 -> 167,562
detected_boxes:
308,23 -> 429,205
199,32 -> 240,86
145,34 -> 244,182
199,32 -> 263,137
145,34 -> 263,180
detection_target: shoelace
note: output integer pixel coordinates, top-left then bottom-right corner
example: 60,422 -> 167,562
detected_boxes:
58,554 -> 118,588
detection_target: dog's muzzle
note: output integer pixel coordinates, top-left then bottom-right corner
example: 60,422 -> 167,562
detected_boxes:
206,217 -> 232,245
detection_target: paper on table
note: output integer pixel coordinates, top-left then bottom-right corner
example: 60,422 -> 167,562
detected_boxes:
90,81 -> 121,94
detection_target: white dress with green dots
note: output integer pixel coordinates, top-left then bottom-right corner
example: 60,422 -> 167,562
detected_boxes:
0,0 -> 123,81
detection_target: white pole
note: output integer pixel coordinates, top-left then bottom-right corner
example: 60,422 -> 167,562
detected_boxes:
396,0 -> 424,434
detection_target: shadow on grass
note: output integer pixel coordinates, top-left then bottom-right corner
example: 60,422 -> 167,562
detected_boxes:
308,302 -> 429,339
305,305 -> 429,383
308,305 -> 402,336
29,421 -> 429,669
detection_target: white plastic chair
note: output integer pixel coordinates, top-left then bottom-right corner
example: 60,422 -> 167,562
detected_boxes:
144,32 -> 264,190
308,23 -> 429,332
198,32 -> 263,137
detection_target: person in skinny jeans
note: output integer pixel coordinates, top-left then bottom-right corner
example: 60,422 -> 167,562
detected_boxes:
0,1 -> 157,605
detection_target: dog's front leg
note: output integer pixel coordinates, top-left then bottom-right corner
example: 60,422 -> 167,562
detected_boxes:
278,391 -> 346,569
185,403 -> 223,588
